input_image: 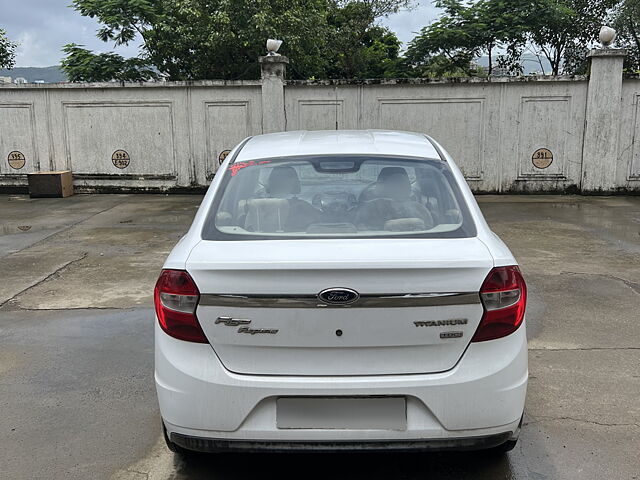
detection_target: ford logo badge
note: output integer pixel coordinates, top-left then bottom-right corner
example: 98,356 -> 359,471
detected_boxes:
318,288 -> 360,305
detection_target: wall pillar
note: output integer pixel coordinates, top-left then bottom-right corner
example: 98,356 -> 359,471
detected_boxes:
259,55 -> 289,133
581,48 -> 626,192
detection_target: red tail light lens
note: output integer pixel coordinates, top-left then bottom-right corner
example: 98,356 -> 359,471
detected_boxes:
154,269 -> 208,343
472,266 -> 527,342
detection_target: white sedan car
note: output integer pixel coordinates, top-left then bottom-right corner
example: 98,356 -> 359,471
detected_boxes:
155,130 -> 527,454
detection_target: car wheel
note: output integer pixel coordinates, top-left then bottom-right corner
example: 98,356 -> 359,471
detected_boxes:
162,421 -> 194,457
162,421 -> 179,452
491,438 -> 518,454
489,414 -> 522,455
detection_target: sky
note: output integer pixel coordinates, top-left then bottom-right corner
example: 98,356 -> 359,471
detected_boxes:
0,0 -> 440,67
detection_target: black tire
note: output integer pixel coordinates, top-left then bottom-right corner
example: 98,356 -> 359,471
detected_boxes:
490,438 -> 518,454
162,421 -> 179,452
489,413 -> 522,454
162,421 -> 195,458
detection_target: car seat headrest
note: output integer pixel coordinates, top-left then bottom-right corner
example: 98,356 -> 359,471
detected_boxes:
266,166 -> 301,196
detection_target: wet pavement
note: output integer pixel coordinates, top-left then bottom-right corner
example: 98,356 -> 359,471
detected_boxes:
0,194 -> 638,479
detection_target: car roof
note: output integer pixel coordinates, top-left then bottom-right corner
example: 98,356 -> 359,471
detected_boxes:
235,130 -> 441,162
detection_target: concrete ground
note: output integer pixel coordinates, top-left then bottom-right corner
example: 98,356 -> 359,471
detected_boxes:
0,193 -> 638,480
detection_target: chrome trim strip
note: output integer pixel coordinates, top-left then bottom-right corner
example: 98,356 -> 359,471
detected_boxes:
199,292 -> 480,308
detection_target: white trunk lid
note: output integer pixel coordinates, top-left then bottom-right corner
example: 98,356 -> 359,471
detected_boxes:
187,238 -> 492,376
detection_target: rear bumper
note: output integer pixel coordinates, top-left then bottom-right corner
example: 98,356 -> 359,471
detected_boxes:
169,431 -> 513,453
155,321 -> 527,444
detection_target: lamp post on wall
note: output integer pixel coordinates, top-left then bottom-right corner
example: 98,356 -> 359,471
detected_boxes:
598,26 -> 616,48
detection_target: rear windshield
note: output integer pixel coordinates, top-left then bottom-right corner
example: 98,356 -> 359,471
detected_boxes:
202,155 -> 476,240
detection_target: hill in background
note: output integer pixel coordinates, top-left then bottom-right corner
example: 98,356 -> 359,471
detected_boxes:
2,55 -> 552,84
475,54 -> 553,75
0,66 -> 67,83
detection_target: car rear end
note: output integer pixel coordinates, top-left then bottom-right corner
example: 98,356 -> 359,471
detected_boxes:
154,131 -> 527,452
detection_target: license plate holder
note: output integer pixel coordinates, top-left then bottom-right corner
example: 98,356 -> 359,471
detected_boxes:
276,397 -> 407,430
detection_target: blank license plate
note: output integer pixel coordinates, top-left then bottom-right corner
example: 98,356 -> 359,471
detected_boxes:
276,397 -> 406,430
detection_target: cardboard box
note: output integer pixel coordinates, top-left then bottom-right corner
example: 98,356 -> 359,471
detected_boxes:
27,171 -> 74,198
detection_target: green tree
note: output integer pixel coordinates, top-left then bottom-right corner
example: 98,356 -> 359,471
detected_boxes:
335,0 -> 412,17
63,0 -> 410,81
404,1 -> 477,77
405,0 -> 529,77
323,2 -> 406,78
612,0 -> 640,72
150,0 -> 332,80
358,26 -> 406,78
0,28 -> 17,69
522,0 -> 616,75
61,44 -> 159,82
406,0 -> 617,77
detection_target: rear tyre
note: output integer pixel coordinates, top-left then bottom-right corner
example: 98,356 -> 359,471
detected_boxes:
489,413 -> 522,455
490,438 -> 518,454
162,421 -> 194,457
162,421 -> 179,452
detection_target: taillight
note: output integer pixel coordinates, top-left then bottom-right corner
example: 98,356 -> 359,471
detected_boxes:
472,266 -> 527,342
154,269 -> 208,343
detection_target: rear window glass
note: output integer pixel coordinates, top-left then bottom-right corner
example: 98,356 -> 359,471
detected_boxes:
202,155 -> 476,240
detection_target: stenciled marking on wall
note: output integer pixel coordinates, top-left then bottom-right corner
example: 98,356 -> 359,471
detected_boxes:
532,148 -> 553,169
218,149 -> 231,165
7,151 -> 26,170
111,150 -> 130,169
